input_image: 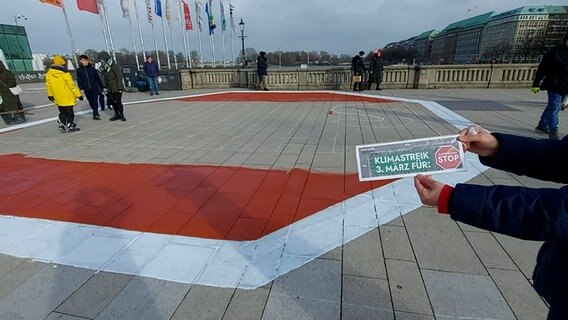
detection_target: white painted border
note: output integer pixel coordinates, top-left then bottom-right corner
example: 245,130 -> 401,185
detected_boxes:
0,91 -> 487,288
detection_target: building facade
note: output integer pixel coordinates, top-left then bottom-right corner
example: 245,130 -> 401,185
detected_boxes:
543,6 -> 568,52
480,6 -> 549,62
0,24 -> 33,71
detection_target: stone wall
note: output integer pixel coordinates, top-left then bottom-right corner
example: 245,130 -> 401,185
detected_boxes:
180,63 -> 538,90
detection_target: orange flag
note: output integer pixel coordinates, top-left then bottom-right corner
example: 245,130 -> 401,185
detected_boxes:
39,0 -> 63,8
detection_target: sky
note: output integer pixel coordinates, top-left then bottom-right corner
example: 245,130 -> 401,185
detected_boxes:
1,0 -> 553,61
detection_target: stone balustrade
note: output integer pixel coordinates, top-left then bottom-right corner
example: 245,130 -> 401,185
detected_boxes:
179,63 -> 538,91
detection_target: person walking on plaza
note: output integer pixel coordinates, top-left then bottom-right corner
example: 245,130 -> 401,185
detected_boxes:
257,51 -> 269,91
143,55 -> 160,96
414,125 -> 568,319
46,55 -> 83,132
95,61 -> 110,111
351,51 -> 366,91
532,32 -> 568,140
368,50 -> 384,90
99,53 -> 126,122
0,61 -> 26,125
77,55 -> 104,120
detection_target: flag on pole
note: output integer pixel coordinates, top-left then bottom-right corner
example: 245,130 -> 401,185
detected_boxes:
165,0 -> 171,24
229,3 -> 236,32
205,0 -> 216,35
77,0 -> 99,14
120,0 -> 132,18
196,1 -> 203,32
39,0 -> 63,8
155,0 -> 162,18
183,1 -> 193,30
146,0 -> 153,23
220,1 -> 227,32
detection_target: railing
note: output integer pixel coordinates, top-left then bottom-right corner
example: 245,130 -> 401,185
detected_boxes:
180,63 -> 538,90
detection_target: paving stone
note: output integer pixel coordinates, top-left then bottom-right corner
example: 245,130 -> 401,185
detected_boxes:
342,275 -> 392,312
172,285 -> 234,320
95,277 -> 190,320
342,304 -> 395,320
222,288 -> 269,320
0,264 -> 93,320
493,234 -> 542,279
422,270 -> 515,320
403,208 -> 486,275
386,260 -> 432,315
56,272 -> 133,319
394,312 -> 435,320
0,260 -> 46,299
488,268 -> 549,320
0,254 -> 23,279
45,312 -> 90,320
464,231 -> 517,270
262,293 -> 340,320
343,230 -> 387,279
271,258 -> 341,302
381,226 -> 415,262
319,246 -> 342,261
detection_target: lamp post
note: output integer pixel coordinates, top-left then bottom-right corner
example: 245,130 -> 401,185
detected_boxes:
279,47 -> 282,68
14,15 -> 27,26
238,18 -> 247,68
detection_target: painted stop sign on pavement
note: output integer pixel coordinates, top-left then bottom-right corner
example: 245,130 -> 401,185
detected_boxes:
435,145 -> 462,170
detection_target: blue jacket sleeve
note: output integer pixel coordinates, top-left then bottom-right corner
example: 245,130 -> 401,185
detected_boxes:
450,184 -> 568,242
480,133 -> 568,184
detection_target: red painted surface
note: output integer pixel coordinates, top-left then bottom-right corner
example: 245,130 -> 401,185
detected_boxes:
0,154 -> 393,241
179,92 -> 395,103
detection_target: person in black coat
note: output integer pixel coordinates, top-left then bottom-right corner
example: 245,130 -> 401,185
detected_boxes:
143,55 -> 160,95
414,126 -> 568,320
98,52 -> 126,122
533,32 -> 568,140
0,61 -> 25,125
368,50 -> 384,90
257,51 -> 269,91
77,55 -> 104,120
351,51 -> 366,91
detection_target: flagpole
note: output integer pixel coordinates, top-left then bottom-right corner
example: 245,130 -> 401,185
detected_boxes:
160,8 -> 171,69
210,35 -> 216,68
231,31 -> 234,67
196,2 -> 204,67
98,3 -> 111,54
179,0 -> 190,68
133,0 -> 147,61
61,0 -> 78,60
220,2 -> 226,67
170,24 -> 178,69
101,3 -> 117,61
128,13 -> 141,70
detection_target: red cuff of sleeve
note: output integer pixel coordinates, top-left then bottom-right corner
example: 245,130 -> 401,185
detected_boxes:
437,185 -> 454,214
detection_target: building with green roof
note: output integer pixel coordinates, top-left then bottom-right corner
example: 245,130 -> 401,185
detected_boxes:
430,11 -> 496,64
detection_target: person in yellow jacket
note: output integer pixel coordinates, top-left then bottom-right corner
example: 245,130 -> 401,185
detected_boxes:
46,55 -> 83,132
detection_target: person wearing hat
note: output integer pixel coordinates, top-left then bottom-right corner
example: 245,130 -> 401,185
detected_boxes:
98,52 -> 126,121
351,51 -> 366,91
533,32 -> 568,140
256,51 -> 269,91
0,61 -> 25,125
46,55 -> 83,132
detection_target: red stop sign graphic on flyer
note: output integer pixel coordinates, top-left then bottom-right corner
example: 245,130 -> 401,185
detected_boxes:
435,145 -> 462,170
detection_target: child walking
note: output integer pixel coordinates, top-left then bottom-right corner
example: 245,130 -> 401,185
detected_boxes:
46,55 -> 83,132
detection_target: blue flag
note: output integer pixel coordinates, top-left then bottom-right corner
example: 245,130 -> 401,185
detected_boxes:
205,1 -> 216,35
155,0 -> 162,18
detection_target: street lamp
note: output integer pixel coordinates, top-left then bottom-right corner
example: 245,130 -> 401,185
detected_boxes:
238,18 -> 247,68
279,47 -> 282,68
14,15 -> 27,26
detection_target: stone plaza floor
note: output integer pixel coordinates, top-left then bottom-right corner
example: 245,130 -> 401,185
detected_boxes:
0,85 -> 563,319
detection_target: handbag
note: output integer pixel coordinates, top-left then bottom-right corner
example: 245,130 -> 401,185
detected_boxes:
352,75 -> 362,83
9,85 -> 23,96
0,79 -> 23,96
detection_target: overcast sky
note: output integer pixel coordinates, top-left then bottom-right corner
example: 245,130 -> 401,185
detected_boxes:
1,0 -> 551,60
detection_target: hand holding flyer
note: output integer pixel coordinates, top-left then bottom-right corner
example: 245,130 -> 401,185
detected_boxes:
356,135 -> 467,181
